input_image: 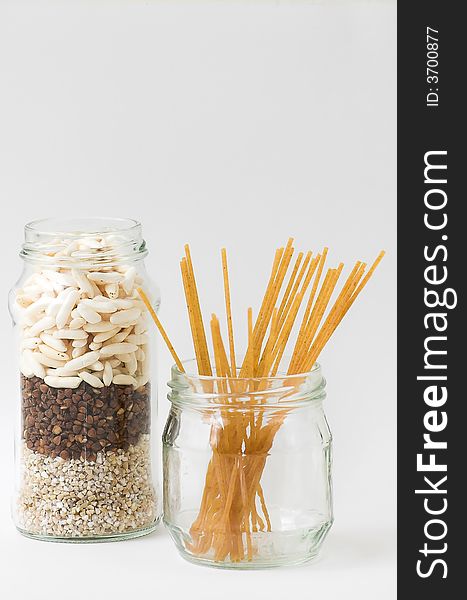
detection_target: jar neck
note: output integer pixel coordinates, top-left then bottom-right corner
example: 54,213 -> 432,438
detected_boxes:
20,217 -> 148,268
168,361 -> 326,410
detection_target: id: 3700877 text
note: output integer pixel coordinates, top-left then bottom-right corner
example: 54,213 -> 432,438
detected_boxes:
426,27 -> 439,107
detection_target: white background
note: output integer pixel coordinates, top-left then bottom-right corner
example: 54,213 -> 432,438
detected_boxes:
0,1 -> 396,598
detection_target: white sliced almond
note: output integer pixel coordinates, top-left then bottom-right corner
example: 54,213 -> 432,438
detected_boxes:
110,308 -> 141,325
125,353 -> 137,375
125,333 -> 149,345
38,344 -> 69,361
135,348 -> 145,361
76,303 -> 102,324
89,361 -> 104,371
44,375 -> 81,389
54,329 -> 88,340
81,298 -> 117,313
136,374 -> 149,388
48,367 -> 80,377
34,353 -> 66,368
28,316 -> 56,337
21,337 -> 42,350
56,289 -> 80,329
63,351 -> 100,372
72,346 -> 87,359
43,270 -> 75,288
103,327 -> 132,345
79,371 -> 104,388
71,269 -> 95,297
93,328 -> 120,343
83,321 -> 116,333
72,339 -> 88,348
87,272 -> 123,284
103,361 -> 113,386
100,342 -> 138,357
112,374 -> 137,386
69,317 -> 86,329
112,298 -> 135,309
134,319 -> 147,335
23,349 -> 46,379
121,267 -> 136,294
40,332 -> 67,353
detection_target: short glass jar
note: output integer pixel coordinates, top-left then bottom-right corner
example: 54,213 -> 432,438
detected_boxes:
9,218 -> 161,541
163,360 -> 333,568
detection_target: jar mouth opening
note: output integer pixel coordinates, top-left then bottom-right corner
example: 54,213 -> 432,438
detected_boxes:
168,358 -> 325,407
173,357 -> 321,383
24,217 -> 141,240
21,217 -> 147,267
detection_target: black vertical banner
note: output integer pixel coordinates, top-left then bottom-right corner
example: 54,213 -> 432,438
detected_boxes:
398,3 -> 464,596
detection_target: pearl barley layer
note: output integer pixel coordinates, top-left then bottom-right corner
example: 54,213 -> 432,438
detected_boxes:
18,436 -> 156,537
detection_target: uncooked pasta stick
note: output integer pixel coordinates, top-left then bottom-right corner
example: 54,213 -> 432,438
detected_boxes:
180,259 -> 203,371
289,249 -> 327,371
271,256 -> 326,375
303,251 -> 385,371
238,248 -> 282,376
184,245 -> 212,376
277,250 -> 312,329
136,288 -> 184,372
275,251 -> 304,325
292,267 -> 336,373
251,238 -> 294,370
305,260 -> 364,361
221,248 -> 237,375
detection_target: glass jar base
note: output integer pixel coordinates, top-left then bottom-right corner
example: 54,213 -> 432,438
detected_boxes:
165,519 -> 333,569
176,548 -> 321,570
16,518 -> 160,544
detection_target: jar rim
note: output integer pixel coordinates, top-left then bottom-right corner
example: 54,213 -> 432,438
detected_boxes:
168,358 -> 326,407
173,357 -> 321,382
24,217 -> 141,239
20,217 -> 148,267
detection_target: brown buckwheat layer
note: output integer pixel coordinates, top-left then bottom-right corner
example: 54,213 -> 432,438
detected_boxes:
21,375 -> 150,462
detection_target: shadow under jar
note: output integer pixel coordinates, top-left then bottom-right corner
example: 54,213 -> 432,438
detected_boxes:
163,360 -> 333,568
9,218 -> 161,541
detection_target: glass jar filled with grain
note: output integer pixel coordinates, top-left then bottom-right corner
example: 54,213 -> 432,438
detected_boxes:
9,218 -> 161,541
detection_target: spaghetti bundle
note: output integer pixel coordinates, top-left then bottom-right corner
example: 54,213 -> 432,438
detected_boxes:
138,240 -> 384,562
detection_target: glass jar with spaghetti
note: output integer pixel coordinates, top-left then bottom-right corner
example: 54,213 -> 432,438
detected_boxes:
163,358 -> 333,568
9,217 -> 161,541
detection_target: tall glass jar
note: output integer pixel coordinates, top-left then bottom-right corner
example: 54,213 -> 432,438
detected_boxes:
163,360 -> 333,568
9,218 -> 161,541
